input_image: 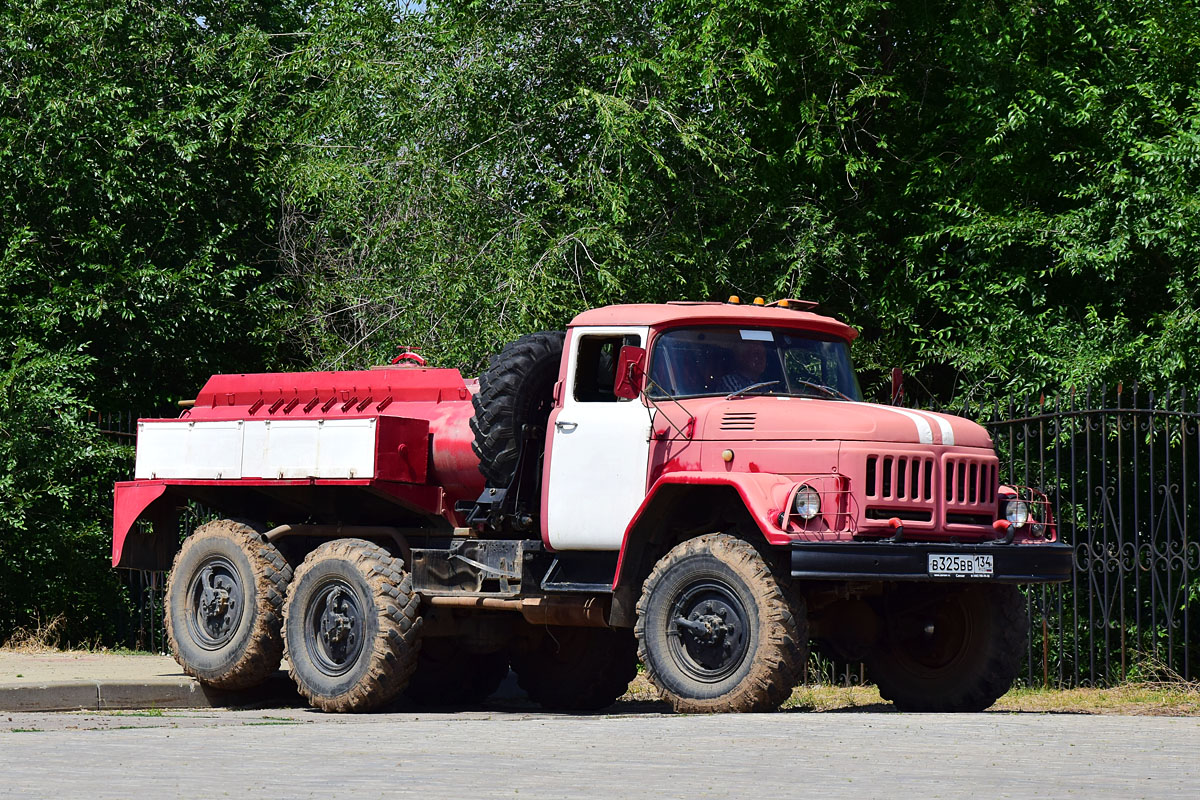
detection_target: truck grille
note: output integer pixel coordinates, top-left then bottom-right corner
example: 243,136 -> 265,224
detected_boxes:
864,455 -> 935,501
720,411 -> 757,431
945,457 -> 996,506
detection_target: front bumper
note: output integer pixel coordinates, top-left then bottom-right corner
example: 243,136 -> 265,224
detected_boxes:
790,540 -> 1073,584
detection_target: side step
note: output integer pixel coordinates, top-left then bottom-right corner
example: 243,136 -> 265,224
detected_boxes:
540,552 -> 618,594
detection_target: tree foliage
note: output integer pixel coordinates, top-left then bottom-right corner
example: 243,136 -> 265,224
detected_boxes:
0,0 -> 304,642
279,0 -> 1200,402
0,0 -> 303,411
3,0 -> 1200,643
0,344 -> 129,642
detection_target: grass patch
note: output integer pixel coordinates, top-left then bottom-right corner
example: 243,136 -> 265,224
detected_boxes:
1,612 -> 156,655
10,728 -> 43,733
0,615 -> 66,653
784,684 -> 887,711
624,674 -> 1200,715
780,682 -> 1200,715
993,684 -> 1200,715
106,708 -> 165,717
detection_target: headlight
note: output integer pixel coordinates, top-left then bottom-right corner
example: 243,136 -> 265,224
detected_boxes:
1005,499 -> 1030,528
794,486 -> 821,520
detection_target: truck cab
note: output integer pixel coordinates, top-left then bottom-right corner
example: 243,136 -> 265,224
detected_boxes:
541,300 -> 1058,559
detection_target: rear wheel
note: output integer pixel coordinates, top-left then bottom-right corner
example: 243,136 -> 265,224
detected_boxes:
511,626 -> 637,711
165,519 -> 291,689
403,638 -> 510,707
283,539 -> 422,712
865,584 -> 1027,712
636,534 -> 805,713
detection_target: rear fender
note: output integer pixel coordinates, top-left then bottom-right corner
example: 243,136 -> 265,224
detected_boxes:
607,472 -> 794,626
112,481 -> 180,570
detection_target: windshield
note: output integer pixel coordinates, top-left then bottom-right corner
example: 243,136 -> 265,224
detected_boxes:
647,326 -> 863,401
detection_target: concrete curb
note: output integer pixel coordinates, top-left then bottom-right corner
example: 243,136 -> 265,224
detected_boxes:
0,673 -> 301,713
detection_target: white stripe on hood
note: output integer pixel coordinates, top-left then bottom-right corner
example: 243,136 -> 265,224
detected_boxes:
909,409 -> 956,446
854,403 -> 935,444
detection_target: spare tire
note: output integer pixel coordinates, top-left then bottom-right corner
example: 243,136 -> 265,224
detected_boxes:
470,330 -> 565,488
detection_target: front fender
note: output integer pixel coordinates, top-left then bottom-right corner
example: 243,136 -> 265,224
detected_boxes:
612,472 -> 795,591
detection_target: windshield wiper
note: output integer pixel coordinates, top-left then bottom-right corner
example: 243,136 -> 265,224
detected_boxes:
792,379 -> 852,401
724,380 -> 780,400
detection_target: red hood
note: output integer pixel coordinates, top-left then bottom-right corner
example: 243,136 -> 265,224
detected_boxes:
675,396 -> 991,448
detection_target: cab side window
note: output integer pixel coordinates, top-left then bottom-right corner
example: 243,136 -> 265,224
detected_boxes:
573,334 -> 641,402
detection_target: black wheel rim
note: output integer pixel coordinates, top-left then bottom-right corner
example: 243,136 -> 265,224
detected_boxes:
666,578 -> 751,683
304,579 -> 366,677
185,555 -> 245,651
903,595 -> 972,671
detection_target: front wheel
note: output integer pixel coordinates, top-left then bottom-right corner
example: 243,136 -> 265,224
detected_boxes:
283,539 -> 422,712
865,583 -> 1028,712
635,534 -> 806,713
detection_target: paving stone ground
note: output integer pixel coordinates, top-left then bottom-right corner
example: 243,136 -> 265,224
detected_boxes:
2,706 -> 1197,799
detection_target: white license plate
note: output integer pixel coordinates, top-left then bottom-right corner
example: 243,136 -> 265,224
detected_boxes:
927,553 -> 993,578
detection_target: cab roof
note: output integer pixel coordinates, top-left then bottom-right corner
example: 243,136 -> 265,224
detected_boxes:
568,302 -> 858,341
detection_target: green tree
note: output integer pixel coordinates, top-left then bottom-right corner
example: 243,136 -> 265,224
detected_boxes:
277,1 -> 1200,402
0,0 -> 305,642
0,343 -> 128,642
0,0 -> 304,410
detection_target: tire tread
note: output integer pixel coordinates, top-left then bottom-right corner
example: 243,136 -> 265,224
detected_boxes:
165,519 -> 292,690
635,534 -> 806,713
283,539 -> 422,713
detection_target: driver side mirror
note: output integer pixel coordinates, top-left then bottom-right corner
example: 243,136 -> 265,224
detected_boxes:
613,345 -> 647,400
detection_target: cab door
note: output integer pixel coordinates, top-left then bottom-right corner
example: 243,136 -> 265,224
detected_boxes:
544,326 -> 652,550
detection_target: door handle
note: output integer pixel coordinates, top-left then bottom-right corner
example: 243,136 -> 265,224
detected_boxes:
555,420 -> 578,432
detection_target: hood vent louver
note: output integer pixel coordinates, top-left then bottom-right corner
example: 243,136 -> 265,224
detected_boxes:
720,411 -> 757,431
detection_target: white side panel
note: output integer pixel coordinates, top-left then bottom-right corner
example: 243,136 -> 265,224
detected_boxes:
315,419 -> 377,479
135,421 -> 244,480
136,418 -> 377,480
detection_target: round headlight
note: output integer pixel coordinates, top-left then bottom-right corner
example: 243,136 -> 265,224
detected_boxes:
794,486 -> 821,520
1005,499 -> 1030,528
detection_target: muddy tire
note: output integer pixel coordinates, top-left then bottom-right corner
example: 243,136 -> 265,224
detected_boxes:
511,626 -> 638,711
635,534 -> 805,713
403,638 -> 510,707
865,584 -> 1027,712
165,519 -> 292,690
283,539 -> 422,712
470,331 -> 565,488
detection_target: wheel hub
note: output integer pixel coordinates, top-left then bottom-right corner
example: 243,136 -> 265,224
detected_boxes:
186,557 -> 245,650
200,567 -> 233,620
667,581 -> 751,683
306,581 -> 366,676
319,587 -> 356,647
674,602 -> 737,648
898,596 -> 972,671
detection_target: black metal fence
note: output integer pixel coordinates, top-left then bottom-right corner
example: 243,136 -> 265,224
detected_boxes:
92,411 -> 175,654
984,387 -> 1199,687
98,389 -> 1200,685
